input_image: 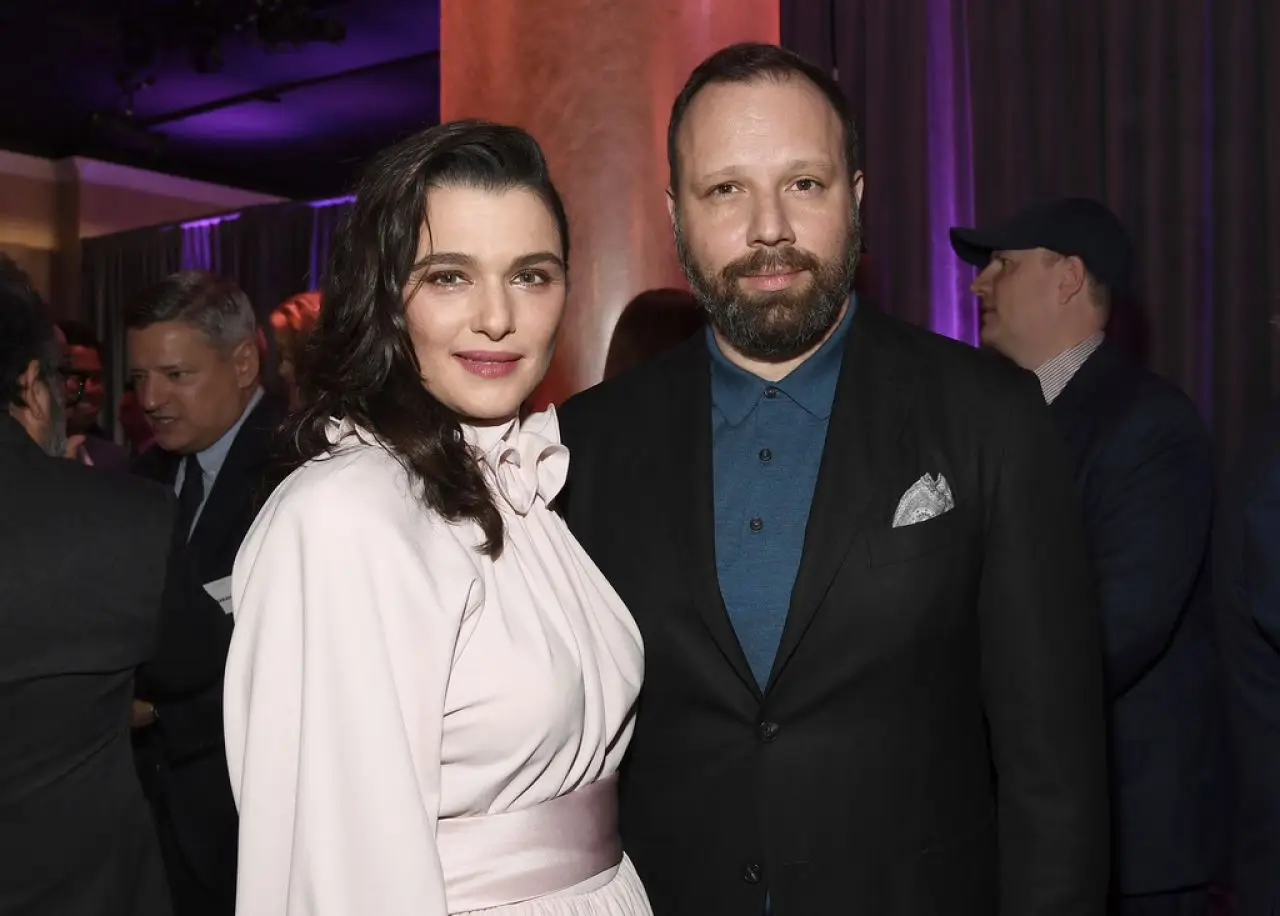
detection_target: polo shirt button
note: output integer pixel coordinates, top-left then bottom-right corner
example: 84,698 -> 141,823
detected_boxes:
759,448 -> 772,462
749,517 -> 764,532
763,387 -> 779,399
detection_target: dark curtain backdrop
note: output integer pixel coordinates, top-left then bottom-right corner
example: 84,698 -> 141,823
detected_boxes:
175,199 -> 351,323
81,197 -> 352,439
782,0 -> 1280,465
81,227 -> 181,442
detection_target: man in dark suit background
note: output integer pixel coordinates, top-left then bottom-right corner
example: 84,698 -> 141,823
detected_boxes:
953,199 -> 1221,916
1215,400 -> 1280,916
559,44 -> 1109,916
0,255 -> 173,915
126,270 -> 282,916
57,319 -> 131,471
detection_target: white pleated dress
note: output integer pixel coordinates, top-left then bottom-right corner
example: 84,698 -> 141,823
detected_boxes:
224,407 -> 651,916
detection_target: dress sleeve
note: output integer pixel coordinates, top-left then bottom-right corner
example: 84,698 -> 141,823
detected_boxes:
224,472 -> 481,916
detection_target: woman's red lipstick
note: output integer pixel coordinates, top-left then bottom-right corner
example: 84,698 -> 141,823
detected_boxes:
455,351 -> 522,378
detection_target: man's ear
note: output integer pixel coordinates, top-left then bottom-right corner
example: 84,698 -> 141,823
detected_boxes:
10,359 -> 53,447
1059,255 -> 1087,305
231,339 -> 260,390
16,359 -> 43,414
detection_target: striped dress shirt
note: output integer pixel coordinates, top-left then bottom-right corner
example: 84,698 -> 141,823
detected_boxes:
1034,333 -> 1105,404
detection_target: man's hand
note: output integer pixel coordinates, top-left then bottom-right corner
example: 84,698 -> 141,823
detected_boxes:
131,699 -> 156,729
63,434 -> 85,461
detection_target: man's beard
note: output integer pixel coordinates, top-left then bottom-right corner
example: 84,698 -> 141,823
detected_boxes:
674,208 -> 861,362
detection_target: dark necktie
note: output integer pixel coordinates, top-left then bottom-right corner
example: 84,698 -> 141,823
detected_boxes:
176,453 -> 204,540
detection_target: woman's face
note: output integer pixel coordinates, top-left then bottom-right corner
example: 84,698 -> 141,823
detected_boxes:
405,185 -> 566,425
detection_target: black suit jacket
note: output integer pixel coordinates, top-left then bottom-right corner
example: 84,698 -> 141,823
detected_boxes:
0,415 -> 173,916
1214,400 -> 1280,916
559,305 -> 1111,916
133,394 -> 282,899
1049,341 -> 1222,896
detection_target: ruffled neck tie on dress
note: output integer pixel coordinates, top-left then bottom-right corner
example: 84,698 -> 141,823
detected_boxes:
464,407 -> 569,516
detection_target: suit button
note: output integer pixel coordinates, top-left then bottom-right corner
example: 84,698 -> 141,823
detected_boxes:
742,862 -> 762,884
758,721 -> 779,742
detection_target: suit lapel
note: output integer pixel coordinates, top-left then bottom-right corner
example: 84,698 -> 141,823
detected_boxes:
1049,342 -> 1123,465
661,338 -> 763,700
187,396 -> 277,557
766,306 -> 917,692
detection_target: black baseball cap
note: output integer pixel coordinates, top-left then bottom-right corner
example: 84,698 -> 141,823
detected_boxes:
950,197 -> 1134,292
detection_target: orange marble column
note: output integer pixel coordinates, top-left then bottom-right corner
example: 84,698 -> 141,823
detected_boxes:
441,0 -> 779,406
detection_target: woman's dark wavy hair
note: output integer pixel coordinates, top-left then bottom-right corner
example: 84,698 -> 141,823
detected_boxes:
286,119 -> 570,557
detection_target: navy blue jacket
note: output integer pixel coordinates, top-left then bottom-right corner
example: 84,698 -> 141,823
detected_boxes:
1215,399 -> 1280,916
1050,340 -> 1223,896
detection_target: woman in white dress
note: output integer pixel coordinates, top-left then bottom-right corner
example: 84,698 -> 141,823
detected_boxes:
223,121 -> 651,916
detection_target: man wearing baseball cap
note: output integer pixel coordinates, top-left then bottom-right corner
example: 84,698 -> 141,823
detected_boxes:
952,198 -> 1223,916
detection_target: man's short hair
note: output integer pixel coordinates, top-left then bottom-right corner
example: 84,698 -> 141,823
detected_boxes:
0,255 -> 59,410
667,42 -> 861,192
1085,273 -> 1113,313
125,270 -> 256,350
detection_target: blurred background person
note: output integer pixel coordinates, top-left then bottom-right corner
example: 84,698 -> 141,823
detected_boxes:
0,254 -> 174,916
56,319 -> 131,471
127,270 -> 283,916
269,290 -> 321,411
603,287 -> 704,380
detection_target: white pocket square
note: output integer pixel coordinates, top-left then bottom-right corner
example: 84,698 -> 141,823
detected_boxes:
892,473 -> 955,528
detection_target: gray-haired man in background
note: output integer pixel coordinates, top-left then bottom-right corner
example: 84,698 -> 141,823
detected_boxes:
127,271 -> 283,916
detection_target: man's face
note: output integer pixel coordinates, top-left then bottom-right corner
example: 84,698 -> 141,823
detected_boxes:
127,321 -> 258,455
970,248 -> 1069,369
670,76 -> 864,363
62,343 -> 106,432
